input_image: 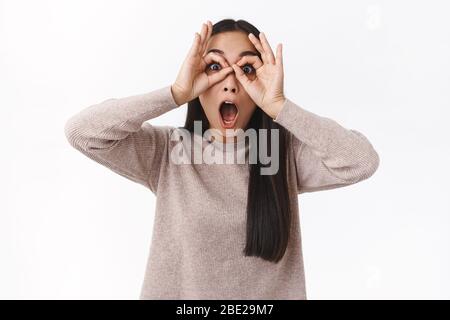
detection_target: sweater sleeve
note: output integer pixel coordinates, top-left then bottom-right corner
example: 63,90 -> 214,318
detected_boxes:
273,98 -> 380,194
64,85 -> 179,193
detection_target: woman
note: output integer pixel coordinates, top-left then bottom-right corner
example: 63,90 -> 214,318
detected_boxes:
64,19 -> 380,300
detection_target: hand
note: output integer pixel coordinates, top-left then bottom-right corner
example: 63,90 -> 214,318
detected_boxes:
231,32 -> 286,119
171,21 -> 234,106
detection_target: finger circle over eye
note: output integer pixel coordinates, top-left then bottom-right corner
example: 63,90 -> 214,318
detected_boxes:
203,52 -> 229,67
236,55 -> 263,69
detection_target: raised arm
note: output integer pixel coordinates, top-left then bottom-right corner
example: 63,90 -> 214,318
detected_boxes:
274,98 -> 380,194
64,21 -> 236,193
231,31 -> 379,194
64,85 -> 179,193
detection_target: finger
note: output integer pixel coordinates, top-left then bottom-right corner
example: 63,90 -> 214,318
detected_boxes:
275,43 -> 283,66
248,33 -> 267,64
260,32 -> 275,65
188,32 -> 201,58
203,52 -> 230,68
231,64 -> 251,87
199,23 -> 208,50
236,55 -> 264,69
201,20 -> 213,55
207,66 -> 234,86
201,21 -> 212,54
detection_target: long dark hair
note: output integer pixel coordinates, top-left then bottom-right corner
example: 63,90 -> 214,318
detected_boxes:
183,19 -> 292,263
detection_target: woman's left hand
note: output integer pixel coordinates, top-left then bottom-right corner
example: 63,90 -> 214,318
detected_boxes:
231,32 -> 286,119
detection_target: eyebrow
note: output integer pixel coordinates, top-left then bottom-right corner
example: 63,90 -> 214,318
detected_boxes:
206,48 -> 258,57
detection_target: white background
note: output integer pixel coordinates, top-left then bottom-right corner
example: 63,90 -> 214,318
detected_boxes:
1,0 -> 449,299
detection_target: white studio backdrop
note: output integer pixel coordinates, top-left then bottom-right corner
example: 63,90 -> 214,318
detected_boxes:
1,0 -> 449,299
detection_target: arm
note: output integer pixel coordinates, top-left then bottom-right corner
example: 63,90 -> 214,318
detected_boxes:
273,98 -> 380,194
231,32 -> 379,193
64,85 -> 179,193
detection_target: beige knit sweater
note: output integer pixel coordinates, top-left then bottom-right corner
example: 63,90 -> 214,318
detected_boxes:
64,85 -> 379,299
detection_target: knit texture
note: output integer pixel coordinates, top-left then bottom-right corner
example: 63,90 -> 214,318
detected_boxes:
64,85 -> 379,299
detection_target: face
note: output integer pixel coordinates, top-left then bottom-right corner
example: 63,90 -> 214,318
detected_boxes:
199,31 -> 259,142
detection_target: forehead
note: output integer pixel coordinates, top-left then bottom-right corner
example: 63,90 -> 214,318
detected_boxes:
205,31 -> 256,59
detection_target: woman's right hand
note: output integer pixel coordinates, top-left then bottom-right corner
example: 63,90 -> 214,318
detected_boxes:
171,21 -> 234,106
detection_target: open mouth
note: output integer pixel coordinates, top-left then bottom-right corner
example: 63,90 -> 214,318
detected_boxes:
219,101 -> 239,129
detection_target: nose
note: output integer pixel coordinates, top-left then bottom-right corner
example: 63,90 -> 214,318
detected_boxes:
222,72 -> 238,94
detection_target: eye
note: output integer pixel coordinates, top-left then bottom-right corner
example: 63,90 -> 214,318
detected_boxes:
242,64 -> 255,74
207,62 -> 222,72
